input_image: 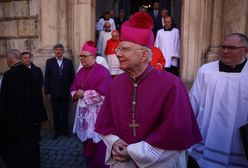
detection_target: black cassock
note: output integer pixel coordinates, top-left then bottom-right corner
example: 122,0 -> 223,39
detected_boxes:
0,62 -> 46,168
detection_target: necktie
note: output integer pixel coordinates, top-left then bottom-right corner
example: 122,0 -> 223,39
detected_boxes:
154,10 -> 158,18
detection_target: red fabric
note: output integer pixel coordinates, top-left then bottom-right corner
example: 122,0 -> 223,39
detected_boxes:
95,65 -> 202,150
150,46 -> 166,70
105,39 -> 120,55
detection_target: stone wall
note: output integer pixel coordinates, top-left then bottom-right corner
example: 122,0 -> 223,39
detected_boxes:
0,0 -> 39,72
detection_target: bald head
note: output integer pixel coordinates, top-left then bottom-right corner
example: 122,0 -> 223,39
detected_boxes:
104,21 -> 111,31
111,30 -> 119,41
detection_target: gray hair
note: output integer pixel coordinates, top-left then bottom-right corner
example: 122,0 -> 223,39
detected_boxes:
7,49 -> 22,60
225,33 -> 248,47
53,43 -> 65,51
141,46 -> 152,61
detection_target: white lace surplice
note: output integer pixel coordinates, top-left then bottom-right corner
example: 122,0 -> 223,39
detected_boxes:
73,90 -> 104,143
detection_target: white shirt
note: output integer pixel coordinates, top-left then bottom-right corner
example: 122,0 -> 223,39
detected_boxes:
97,31 -> 112,58
56,57 -> 63,67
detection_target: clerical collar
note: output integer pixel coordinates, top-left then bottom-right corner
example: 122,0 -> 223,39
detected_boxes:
219,57 -> 247,73
130,64 -> 153,82
84,62 -> 96,69
163,27 -> 173,31
11,62 -> 22,69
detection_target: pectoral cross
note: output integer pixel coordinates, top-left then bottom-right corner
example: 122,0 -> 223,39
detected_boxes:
129,119 -> 139,137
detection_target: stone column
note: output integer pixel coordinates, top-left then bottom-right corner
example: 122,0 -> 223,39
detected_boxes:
36,0 -> 71,69
40,0 -> 58,49
222,0 -> 248,35
180,0 -> 213,88
204,0 -> 224,63
58,0 -> 69,48
69,0 -> 96,67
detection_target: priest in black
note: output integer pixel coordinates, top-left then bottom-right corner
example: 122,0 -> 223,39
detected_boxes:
0,49 -> 47,168
21,51 -> 48,140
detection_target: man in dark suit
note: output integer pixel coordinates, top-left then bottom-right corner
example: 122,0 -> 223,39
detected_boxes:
115,9 -> 128,32
149,2 -> 161,37
21,52 -> 48,140
45,43 -> 75,139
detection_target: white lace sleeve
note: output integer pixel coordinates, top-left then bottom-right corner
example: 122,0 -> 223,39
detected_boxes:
127,141 -> 185,168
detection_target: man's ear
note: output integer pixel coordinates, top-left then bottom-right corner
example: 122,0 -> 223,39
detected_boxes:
244,47 -> 248,56
141,50 -> 149,62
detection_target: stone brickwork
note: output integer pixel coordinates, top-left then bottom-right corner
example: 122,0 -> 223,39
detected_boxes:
0,0 -> 39,71
4,1 -> 29,18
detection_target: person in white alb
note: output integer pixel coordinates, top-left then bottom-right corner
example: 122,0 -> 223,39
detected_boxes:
97,22 -> 112,58
189,33 -> 248,168
155,16 -> 180,76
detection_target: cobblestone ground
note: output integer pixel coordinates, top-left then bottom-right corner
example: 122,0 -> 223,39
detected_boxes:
0,130 -> 86,168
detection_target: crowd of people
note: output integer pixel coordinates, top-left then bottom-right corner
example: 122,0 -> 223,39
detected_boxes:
0,2 -> 248,168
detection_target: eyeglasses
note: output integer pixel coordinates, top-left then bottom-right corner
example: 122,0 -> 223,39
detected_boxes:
219,45 -> 247,51
115,46 -> 146,54
79,54 -> 92,60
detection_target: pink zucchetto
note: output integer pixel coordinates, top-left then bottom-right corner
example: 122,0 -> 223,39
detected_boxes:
120,12 -> 154,48
81,41 -> 97,56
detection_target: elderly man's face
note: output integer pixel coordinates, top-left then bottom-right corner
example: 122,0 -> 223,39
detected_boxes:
21,54 -> 32,66
112,32 -> 119,41
220,35 -> 248,67
54,48 -> 63,58
104,22 -> 111,31
79,51 -> 95,67
116,41 -> 147,71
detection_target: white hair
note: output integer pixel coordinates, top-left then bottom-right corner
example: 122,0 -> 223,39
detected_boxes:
141,46 -> 152,61
7,49 -> 22,60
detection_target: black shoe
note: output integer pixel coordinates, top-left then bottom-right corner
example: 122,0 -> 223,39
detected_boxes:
52,132 -> 60,140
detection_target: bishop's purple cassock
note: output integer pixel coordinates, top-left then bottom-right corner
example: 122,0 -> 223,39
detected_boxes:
95,64 -> 202,150
70,62 -> 112,168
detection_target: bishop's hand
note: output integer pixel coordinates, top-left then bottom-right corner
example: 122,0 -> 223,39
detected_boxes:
75,89 -> 84,98
112,138 -> 129,162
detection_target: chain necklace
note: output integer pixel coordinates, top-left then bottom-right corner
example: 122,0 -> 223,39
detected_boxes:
129,66 -> 153,136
